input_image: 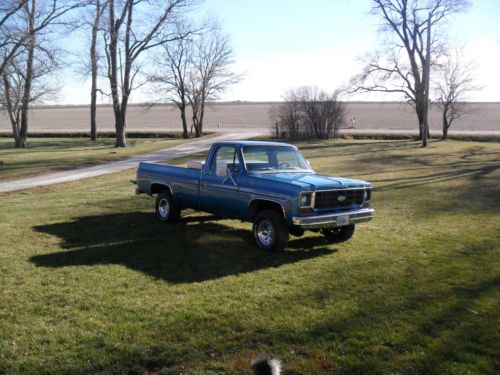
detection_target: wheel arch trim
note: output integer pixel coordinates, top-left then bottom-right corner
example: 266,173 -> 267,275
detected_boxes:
248,198 -> 286,220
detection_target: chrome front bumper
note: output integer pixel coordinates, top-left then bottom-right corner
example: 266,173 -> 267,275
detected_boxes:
292,208 -> 374,229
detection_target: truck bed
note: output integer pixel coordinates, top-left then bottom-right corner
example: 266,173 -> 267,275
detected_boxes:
136,162 -> 202,210
138,162 -> 201,183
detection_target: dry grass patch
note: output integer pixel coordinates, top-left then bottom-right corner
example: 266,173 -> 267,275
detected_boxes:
0,137 -> 189,180
0,139 -> 498,374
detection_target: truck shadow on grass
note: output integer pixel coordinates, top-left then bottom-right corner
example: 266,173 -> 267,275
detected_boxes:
31,212 -> 334,284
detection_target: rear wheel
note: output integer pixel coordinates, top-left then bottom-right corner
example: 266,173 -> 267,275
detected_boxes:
253,209 -> 289,251
321,224 -> 355,244
155,190 -> 180,222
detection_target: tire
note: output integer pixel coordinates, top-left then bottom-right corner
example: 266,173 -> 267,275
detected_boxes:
253,209 -> 289,251
155,190 -> 180,222
321,224 -> 355,244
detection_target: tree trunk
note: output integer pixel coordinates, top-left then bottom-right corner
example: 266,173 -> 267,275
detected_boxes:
415,95 -> 426,140
107,0 -> 128,147
197,98 -> 205,137
115,90 -> 128,147
190,96 -> 201,137
180,106 -> 188,138
179,93 -> 188,139
115,115 -> 127,147
90,89 -> 97,141
192,114 -> 201,137
115,108 -> 127,147
90,0 -> 101,141
421,12 -> 431,147
422,119 -> 428,147
2,72 -> 22,147
442,106 -> 449,140
19,0 -> 36,148
419,97 -> 428,147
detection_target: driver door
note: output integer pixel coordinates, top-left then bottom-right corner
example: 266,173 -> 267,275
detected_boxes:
200,146 -> 243,217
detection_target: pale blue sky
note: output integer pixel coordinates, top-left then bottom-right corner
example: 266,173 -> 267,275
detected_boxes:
61,0 -> 500,103
201,0 -> 377,58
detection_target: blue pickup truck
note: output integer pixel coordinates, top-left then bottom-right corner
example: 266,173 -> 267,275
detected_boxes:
134,141 -> 374,251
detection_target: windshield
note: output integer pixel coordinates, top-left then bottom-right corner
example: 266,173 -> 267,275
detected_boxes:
242,145 -> 311,173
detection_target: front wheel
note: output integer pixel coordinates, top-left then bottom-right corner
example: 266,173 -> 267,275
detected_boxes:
253,209 -> 289,251
155,190 -> 180,222
321,224 -> 355,244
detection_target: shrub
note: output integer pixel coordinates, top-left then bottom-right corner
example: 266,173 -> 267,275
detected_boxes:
271,86 -> 346,140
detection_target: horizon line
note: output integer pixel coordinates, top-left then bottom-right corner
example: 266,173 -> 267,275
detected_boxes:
29,100 -> 500,109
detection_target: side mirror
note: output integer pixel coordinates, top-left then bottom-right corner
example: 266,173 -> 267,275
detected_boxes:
216,160 -> 228,177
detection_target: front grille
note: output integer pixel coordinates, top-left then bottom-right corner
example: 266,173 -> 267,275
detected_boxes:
314,189 -> 364,210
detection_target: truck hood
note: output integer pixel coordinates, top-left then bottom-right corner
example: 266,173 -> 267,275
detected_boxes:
250,172 -> 371,190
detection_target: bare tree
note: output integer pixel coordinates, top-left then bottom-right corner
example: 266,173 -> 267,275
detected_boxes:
435,48 -> 477,139
271,89 -> 302,139
17,0 -> 36,149
1,60 -> 25,142
103,0 -> 194,147
299,86 -> 346,139
89,0 -> 107,141
351,0 -> 470,146
1,45 -> 59,146
272,86 -> 346,140
147,22 -> 192,139
186,24 -> 241,137
1,0 -> 83,147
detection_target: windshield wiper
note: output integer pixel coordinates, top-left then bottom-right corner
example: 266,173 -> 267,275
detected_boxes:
255,167 -> 276,171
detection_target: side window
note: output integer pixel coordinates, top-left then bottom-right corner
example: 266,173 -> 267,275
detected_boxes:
210,146 -> 240,173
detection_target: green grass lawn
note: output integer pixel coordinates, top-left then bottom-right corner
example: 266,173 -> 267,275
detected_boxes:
0,139 -> 498,374
0,137 -> 190,181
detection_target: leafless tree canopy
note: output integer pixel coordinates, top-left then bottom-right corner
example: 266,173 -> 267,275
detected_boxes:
1,0 -> 82,148
1,0 -> 238,146
102,0 -> 196,147
186,23 -> 241,137
147,21 -> 193,139
148,21 -> 241,138
0,1 -> 27,76
272,86 -> 346,140
435,48 -> 477,139
351,0 -> 470,143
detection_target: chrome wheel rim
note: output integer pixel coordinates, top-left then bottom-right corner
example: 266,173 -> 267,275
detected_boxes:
158,198 -> 170,219
257,220 -> 274,246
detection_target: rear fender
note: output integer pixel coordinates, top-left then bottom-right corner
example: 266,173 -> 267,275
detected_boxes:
150,181 -> 174,197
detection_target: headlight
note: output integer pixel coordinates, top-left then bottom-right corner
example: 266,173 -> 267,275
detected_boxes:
300,192 -> 312,207
363,189 -> 371,201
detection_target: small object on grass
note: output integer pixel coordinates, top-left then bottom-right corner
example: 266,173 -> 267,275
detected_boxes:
465,307 -> 479,315
251,354 -> 281,375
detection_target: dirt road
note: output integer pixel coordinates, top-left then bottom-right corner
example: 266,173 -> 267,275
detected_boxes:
0,131 -> 266,193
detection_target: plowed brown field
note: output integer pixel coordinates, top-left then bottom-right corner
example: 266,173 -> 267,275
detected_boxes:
1,102 -> 498,133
